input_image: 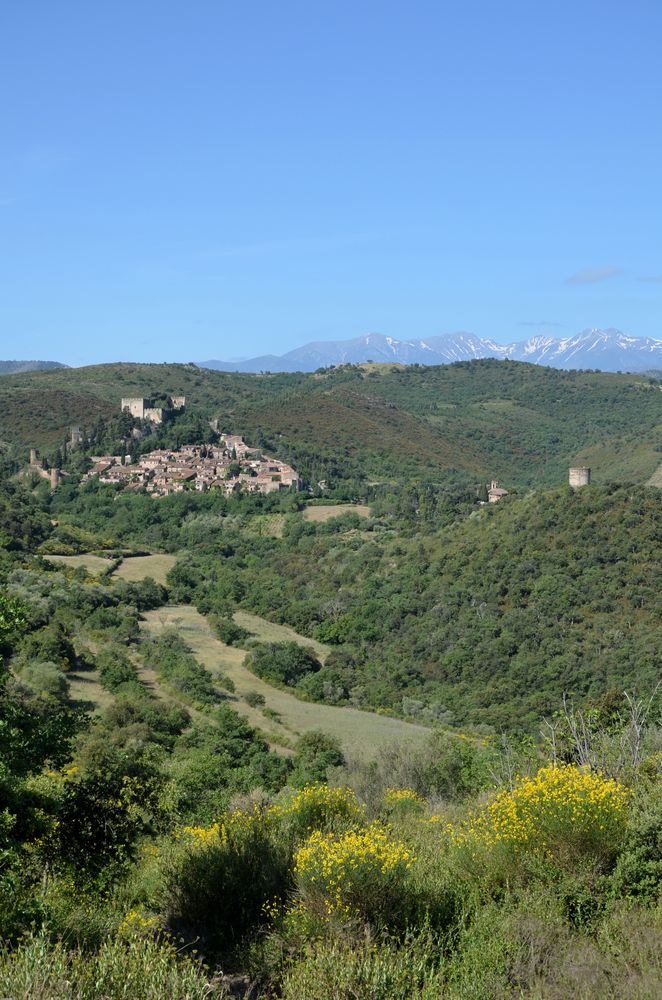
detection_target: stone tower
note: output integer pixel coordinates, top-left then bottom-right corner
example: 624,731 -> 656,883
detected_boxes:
50,468 -> 60,490
569,467 -> 591,488
121,397 -> 147,419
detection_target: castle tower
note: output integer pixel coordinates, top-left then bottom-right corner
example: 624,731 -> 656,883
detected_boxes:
569,467 -> 591,488
29,448 -> 39,465
50,468 -> 60,490
121,398 -> 148,419
70,425 -> 84,445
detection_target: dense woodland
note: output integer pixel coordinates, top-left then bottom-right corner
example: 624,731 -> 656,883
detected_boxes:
0,360 -> 660,996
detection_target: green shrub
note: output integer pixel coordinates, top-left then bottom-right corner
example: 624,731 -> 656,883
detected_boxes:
290,730 -> 345,786
210,616 -> 250,646
277,784 -> 364,844
246,641 -> 321,687
0,932 -> 215,999
444,895 -> 662,1000
610,781 -> 662,902
17,661 -> 70,701
244,690 -> 265,707
279,931 -> 443,1000
142,632 -> 219,706
156,808 -> 290,951
97,645 -> 139,691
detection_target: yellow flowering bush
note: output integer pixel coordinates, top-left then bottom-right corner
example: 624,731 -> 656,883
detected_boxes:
294,822 -> 415,923
181,805 -> 271,847
159,805 -> 289,949
382,788 -> 426,819
277,784 -> 365,842
450,764 -> 630,866
118,908 -> 160,939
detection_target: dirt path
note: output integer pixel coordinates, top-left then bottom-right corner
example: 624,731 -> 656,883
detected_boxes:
647,463 -> 662,487
141,605 -> 429,761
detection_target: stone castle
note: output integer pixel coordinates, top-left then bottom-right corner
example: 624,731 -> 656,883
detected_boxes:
120,396 -> 186,424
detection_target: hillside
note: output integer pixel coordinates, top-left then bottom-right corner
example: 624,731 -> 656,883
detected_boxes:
1,359 -> 660,487
0,360 -> 67,374
157,483 -> 661,731
46,476 -> 662,733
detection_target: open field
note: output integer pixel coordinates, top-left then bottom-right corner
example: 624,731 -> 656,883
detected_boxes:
67,668 -> 115,710
141,605 -> 429,760
113,554 -> 177,586
47,553 -> 116,574
647,461 -> 662,487
244,513 -> 286,538
303,503 -> 372,523
233,610 -> 331,662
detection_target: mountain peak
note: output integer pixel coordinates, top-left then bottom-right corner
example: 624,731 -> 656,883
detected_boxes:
199,328 -> 662,374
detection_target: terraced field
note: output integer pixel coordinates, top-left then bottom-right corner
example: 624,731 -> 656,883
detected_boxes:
141,605 -> 428,760
112,554 -> 177,586
47,552 -> 178,586
303,503 -> 372,523
47,553 -> 116,574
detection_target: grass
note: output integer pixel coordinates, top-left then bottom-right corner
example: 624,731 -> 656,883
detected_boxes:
113,554 -> 178,586
646,460 -> 662,487
243,513 -> 286,538
46,552 -> 177,586
233,610 -> 331,662
572,427 -> 662,484
67,667 -> 115,710
46,553 -> 116,574
303,503 -> 372,523
141,605 -> 429,760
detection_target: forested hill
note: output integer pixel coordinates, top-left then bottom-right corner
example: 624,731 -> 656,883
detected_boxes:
0,359 -> 660,487
163,482 -> 661,731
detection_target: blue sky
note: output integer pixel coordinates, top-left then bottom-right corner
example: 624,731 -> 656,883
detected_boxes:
1,0 -> 661,365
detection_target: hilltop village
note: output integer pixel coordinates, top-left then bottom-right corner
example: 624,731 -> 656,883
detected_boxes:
86,436 -> 300,497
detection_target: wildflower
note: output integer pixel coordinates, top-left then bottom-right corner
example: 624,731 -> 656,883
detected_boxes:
448,763 -> 629,861
294,822 -> 415,918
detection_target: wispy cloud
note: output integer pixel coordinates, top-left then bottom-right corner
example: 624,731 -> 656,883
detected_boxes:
519,320 -> 562,327
638,274 -> 662,283
565,265 -> 622,285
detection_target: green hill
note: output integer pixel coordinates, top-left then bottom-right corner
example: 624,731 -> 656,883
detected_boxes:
163,483 -> 661,731
0,360 -> 67,374
1,359 -> 660,486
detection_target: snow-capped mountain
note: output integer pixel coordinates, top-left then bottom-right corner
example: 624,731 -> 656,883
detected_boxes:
199,329 -> 662,374
504,328 -> 662,370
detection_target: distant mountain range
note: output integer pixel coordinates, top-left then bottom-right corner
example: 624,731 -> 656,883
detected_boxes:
0,360 -> 68,375
200,329 -> 662,374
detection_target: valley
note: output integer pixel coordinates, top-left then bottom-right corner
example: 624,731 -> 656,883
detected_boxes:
141,604 -> 429,759
0,358 -> 660,998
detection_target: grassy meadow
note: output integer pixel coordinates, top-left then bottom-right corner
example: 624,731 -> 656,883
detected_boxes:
303,503 -> 372,523
47,552 -> 117,574
141,604 -> 429,759
112,554 -> 178,587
